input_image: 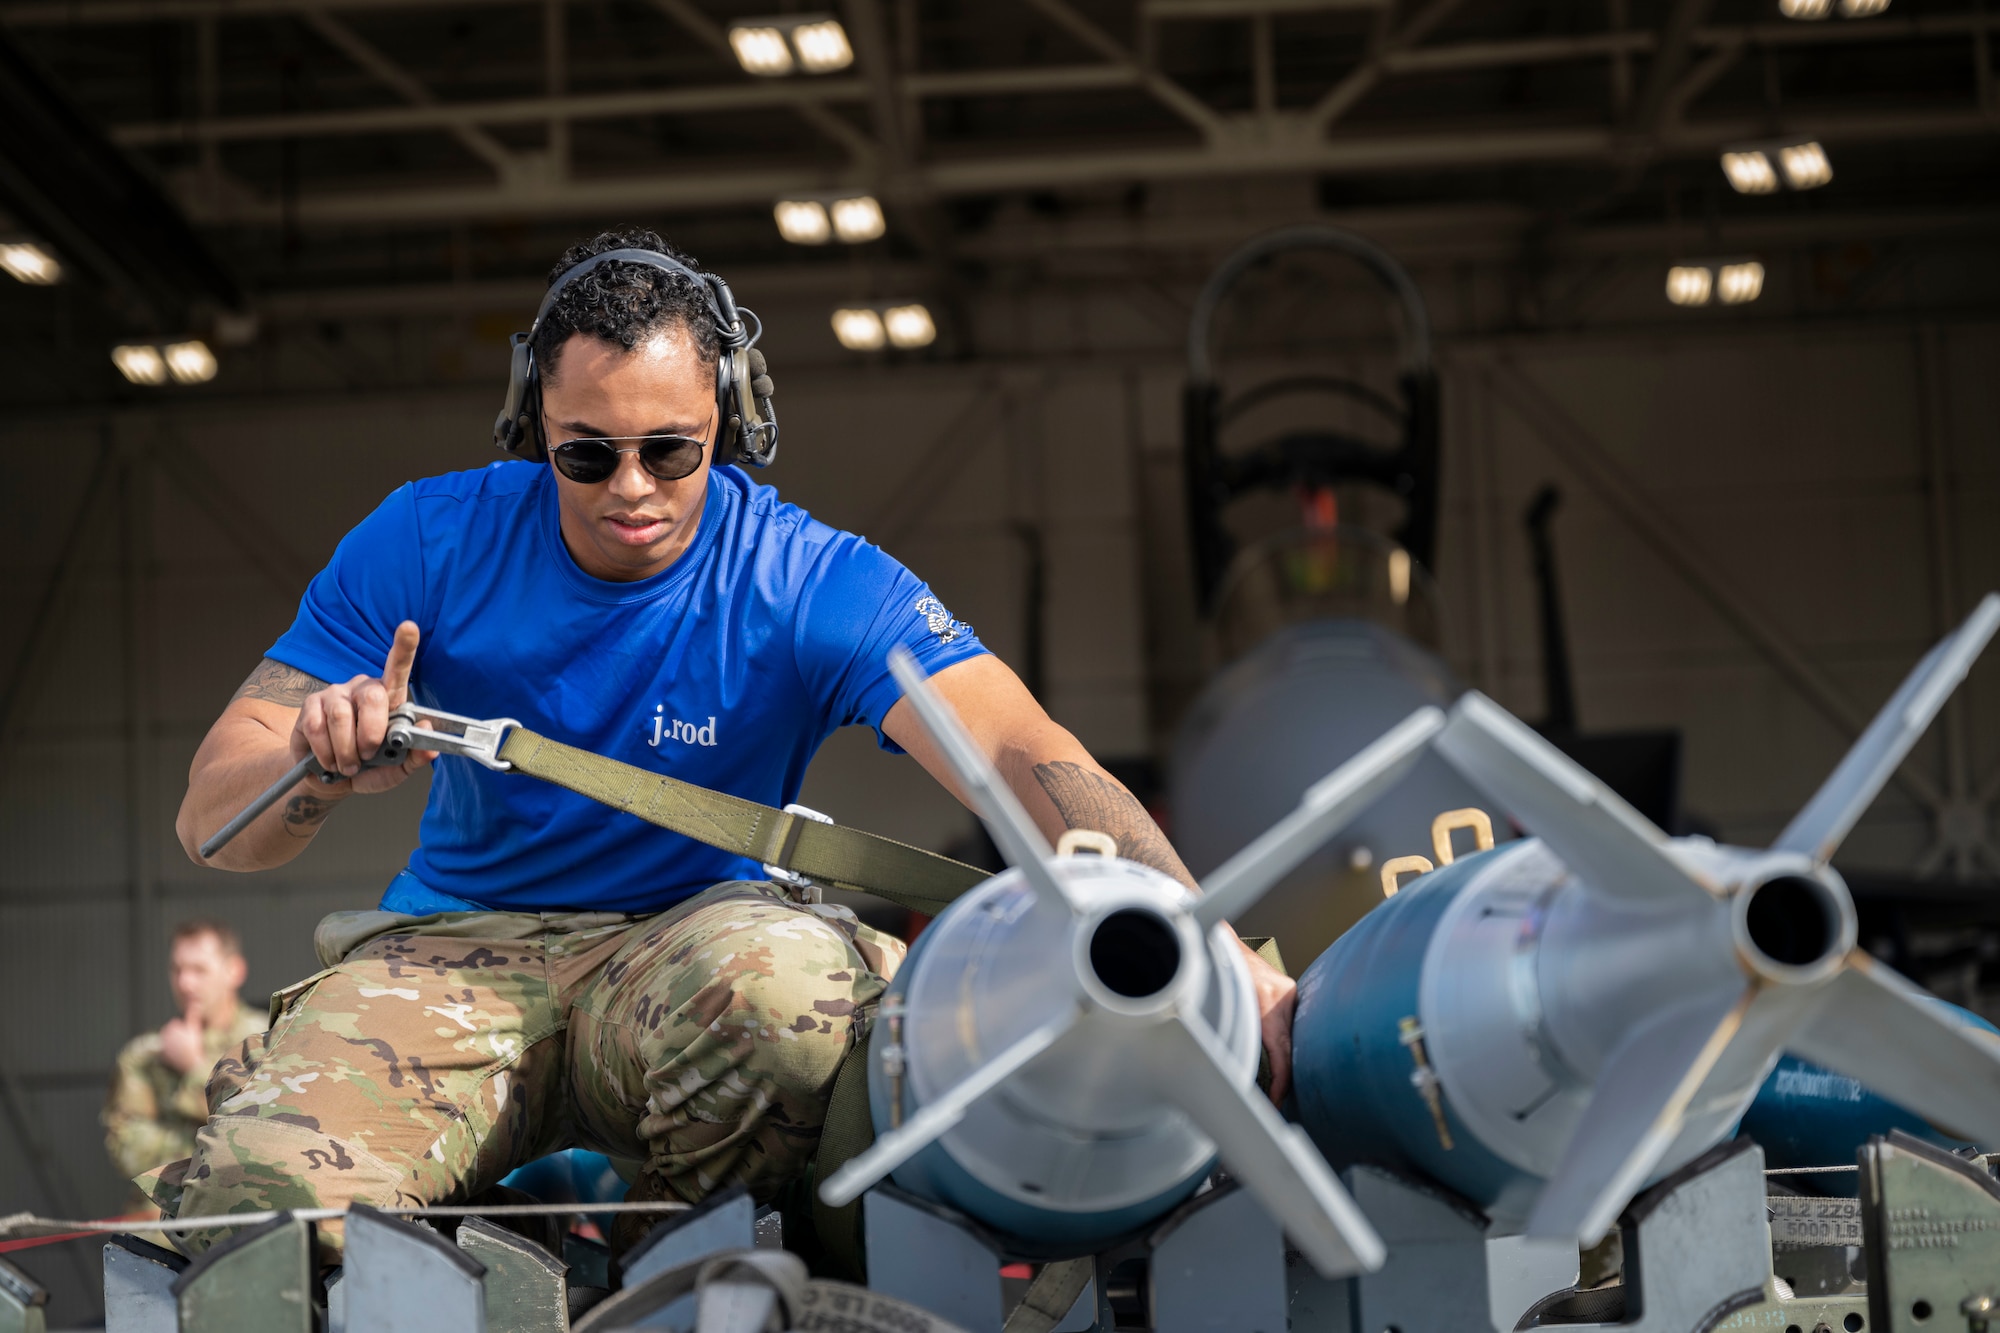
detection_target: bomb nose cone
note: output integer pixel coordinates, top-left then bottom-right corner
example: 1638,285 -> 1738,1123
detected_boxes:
1733,867 -> 1856,984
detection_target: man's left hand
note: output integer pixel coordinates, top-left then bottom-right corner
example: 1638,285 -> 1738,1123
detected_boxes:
1239,939 -> 1297,1104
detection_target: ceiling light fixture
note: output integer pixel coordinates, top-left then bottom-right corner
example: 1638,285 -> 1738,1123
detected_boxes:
111,344 -> 169,385
1665,265 -> 1715,307
1721,138 -> 1832,193
1714,260 -> 1767,305
1665,258 -> 1765,308
774,194 -> 885,245
728,16 -> 854,76
773,199 -> 832,245
728,25 -> 794,76
831,308 -> 887,351
790,19 -> 855,74
831,303 -> 938,351
882,304 -> 937,349
1777,140 -> 1833,189
829,196 -> 886,243
0,241 -> 60,285
1781,0 -> 1887,17
163,339 -> 219,384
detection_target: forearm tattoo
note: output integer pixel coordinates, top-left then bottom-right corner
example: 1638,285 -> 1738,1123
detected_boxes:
233,657 -> 328,706
282,792 -> 338,839
1032,761 -> 1196,889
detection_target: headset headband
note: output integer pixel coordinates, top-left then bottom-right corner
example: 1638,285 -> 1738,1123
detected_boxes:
530,247 -> 746,351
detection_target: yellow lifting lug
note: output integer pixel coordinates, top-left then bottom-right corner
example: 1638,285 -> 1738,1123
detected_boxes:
1380,855 -> 1434,898
1429,807 -> 1495,866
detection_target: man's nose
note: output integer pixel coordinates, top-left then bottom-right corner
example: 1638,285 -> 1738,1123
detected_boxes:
609,450 -> 656,501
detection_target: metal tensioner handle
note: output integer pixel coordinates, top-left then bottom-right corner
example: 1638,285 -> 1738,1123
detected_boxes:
197,704 -> 517,859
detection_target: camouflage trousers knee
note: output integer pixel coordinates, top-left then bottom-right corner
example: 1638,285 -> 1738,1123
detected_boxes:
141,881 -> 904,1258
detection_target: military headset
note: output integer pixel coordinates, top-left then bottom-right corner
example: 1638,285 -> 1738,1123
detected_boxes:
492,246 -> 780,469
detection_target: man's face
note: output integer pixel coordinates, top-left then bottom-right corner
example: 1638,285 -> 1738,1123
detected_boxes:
540,325 -> 717,583
169,932 -> 246,1018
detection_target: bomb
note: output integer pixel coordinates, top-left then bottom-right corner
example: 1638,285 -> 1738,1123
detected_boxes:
1292,593 -> 2000,1244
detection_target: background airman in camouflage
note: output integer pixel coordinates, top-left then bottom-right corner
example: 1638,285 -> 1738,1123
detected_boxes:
103,921 -> 266,1217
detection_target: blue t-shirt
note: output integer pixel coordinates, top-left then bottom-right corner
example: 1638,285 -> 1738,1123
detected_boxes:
267,460 -> 987,914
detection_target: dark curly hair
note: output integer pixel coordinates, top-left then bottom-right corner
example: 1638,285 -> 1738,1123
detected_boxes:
533,228 -> 721,383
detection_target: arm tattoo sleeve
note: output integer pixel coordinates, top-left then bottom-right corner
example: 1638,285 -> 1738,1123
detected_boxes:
1032,760 -> 1197,889
233,657 -> 328,706
281,792 -> 338,839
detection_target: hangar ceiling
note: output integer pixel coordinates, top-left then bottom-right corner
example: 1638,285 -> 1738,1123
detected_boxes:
2,0 -> 1995,308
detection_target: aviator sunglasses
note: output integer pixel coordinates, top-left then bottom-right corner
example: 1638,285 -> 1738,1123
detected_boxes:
547,418 -> 713,485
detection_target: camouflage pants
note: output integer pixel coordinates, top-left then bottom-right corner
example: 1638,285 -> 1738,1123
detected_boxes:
145,881 -> 903,1258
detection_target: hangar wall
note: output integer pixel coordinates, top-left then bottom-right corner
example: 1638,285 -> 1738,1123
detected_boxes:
0,300 -> 1993,1247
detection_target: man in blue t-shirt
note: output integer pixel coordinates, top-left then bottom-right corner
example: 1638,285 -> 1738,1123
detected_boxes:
157,229 -> 1294,1258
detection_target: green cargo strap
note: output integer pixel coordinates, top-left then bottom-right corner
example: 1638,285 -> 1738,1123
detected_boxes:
497,727 -> 987,916
805,1023 -> 876,1280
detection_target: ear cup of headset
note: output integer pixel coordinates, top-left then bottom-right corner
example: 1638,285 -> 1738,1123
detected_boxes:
713,347 -> 742,465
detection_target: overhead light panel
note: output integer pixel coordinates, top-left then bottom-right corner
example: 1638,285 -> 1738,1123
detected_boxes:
1665,265 -> 1715,307
111,344 -> 169,385
775,194 -> 885,245
791,19 -> 854,73
1722,138 -> 1831,193
0,241 -> 60,285
1778,140 -> 1833,189
882,304 -> 937,348
163,339 -> 219,384
1715,260 -> 1766,305
1781,0 -> 1886,17
729,25 -> 794,76
1665,258 -> 1765,308
1720,149 -> 1780,194
831,308 -> 887,351
728,15 -> 853,76
773,199 -> 832,245
829,195 -> 886,243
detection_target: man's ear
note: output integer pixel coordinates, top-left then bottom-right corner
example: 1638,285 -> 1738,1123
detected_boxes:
225,954 -> 249,990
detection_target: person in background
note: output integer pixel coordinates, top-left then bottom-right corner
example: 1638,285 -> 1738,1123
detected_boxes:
103,920 -> 266,1216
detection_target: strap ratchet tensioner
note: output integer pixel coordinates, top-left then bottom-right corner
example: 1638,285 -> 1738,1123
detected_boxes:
198,705 -> 518,860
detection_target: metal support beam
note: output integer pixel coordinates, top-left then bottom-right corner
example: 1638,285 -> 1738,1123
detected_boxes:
1485,358 -> 1948,817
1631,0 -> 1718,134
1658,36 -> 1744,128
544,0 -> 567,178
843,0 -> 911,172
116,79 -> 871,147
1608,0 -> 1634,116
142,105 -> 1998,225
1018,0 -> 1221,138
1252,13 -> 1277,118
1307,0 -> 1472,134
298,6 -> 517,176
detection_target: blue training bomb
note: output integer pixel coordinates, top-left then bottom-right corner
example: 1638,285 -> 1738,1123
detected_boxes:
1291,597 -> 2000,1245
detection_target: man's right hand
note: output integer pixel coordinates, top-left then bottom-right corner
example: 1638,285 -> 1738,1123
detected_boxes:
158,1004 -> 205,1075
291,620 -> 436,794
179,620 -> 435,870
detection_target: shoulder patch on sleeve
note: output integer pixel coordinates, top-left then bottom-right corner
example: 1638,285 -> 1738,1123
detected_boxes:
914,595 -> 973,645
